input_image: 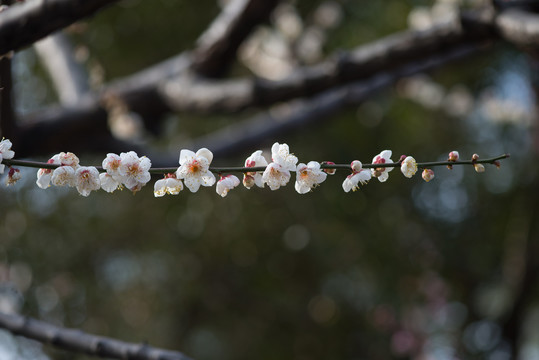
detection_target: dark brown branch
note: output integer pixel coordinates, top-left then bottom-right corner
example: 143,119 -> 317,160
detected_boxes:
0,311 -> 193,360
191,0 -> 280,77
0,55 -> 17,140
193,43 -> 486,158
0,0 -> 120,55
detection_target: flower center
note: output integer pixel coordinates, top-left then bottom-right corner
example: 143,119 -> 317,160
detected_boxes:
188,160 -> 200,173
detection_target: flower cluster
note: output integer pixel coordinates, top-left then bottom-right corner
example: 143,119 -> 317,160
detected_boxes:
36,151 -> 151,197
0,138 -> 507,198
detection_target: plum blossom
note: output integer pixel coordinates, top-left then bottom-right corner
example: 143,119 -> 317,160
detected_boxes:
371,150 -> 393,182
154,174 -> 184,197
322,161 -> 336,175
118,151 -> 151,192
262,162 -> 291,190
243,150 -> 268,189
58,152 -> 79,168
216,175 -> 240,197
75,166 -> 101,196
343,160 -> 371,192
400,156 -> 418,178
176,148 -> 216,192
0,138 -> 15,174
271,142 -> 298,171
51,166 -> 76,187
422,169 -> 435,182
295,161 -> 327,194
262,142 -> 298,190
36,155 -> 61,189
6,167 -> 21,186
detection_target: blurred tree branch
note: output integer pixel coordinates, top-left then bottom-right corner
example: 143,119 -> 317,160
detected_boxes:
0,311 -> 193,360
0,0 -> 121,55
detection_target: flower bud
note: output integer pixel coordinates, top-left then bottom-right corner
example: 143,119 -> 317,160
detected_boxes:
474,163 -> 485,173
400,156 -> 418,178
472,153 -> 479,162
422,169 -> 435,182
351,160 -> 362,173
448,151 -> 459,162
494,160 -> 501,169
322,161 -> 336,175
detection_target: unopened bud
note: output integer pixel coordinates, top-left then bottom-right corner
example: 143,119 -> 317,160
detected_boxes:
472,153 -> 479,162
448,151 -> 459,162
243,174 -> 255,189
422,169 -> 435,182
474,163 -> 485,173
351,160 -> 362,173
494,160 -> 501,169
322,161 -> 336,175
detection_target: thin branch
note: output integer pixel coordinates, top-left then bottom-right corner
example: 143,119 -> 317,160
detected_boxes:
2,153 -> 509,174
0,0 -> 121,55
0,311 -> 193,360
191,0 -> 280,77
34,32 -> 89,105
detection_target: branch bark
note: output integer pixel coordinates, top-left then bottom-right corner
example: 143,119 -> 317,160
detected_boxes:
0,0 -> 120,55
0,311 -> 193,360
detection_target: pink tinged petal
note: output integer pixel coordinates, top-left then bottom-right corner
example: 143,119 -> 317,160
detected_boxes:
351,160 -> 362,172
216,175 -> 240,197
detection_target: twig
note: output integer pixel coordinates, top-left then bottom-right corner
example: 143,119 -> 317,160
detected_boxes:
0,311 -> 193,360
0,0 -> 121,55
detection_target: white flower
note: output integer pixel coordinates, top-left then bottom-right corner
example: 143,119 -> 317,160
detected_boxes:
371,150 -> 394,182
99,173 -> 121,193
58,152 -> 79,168
175,148 -> 216,192
295,161 -> 327,194
262,162 -> 291,190
118,151 -> 151,191
400,156 -> 418,178
36,155 -> 61,189
271,142 -> 298,171
216,175 -> 240,197
244,150 -> 268,189
343,161 -> 371,192
154,175 -> 184,197
0,138 -> 15,174
75,167 -> 101,197
102,153 -> 123,179
51,166 -> 76,187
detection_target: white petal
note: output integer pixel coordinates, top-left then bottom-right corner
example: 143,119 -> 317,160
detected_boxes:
196,148 -> 214,164
179,149 -> 196,165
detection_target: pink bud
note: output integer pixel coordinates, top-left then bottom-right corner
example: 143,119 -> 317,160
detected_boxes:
448,151 -> 459,162
472,153 -> 479,162
322,161 -> 336,175
422,169 -> 435,182
351,160 -> 362,173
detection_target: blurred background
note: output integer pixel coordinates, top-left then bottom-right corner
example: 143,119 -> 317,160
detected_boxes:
1,0 -> 539,359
